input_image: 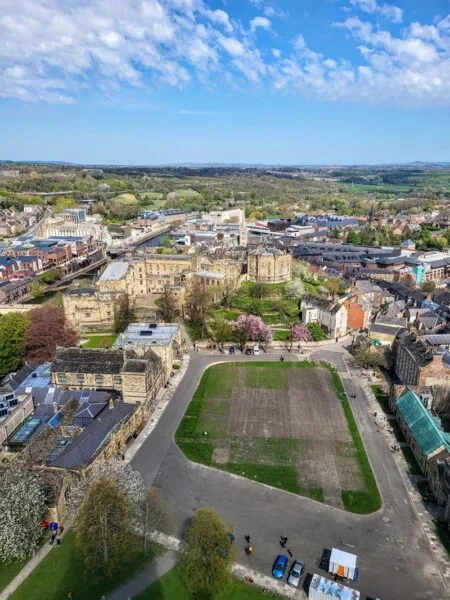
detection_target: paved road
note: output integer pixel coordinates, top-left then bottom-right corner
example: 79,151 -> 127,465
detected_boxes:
131,349 -> 449,600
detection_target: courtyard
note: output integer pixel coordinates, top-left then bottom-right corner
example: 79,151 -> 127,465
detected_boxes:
176,361 -> 380,513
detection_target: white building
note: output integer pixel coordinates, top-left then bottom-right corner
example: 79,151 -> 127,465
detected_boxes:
301,296 -> 348,339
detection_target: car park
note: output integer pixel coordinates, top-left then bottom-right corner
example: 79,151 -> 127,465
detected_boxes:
272,554 -> 288,579
287,560 -> 305,587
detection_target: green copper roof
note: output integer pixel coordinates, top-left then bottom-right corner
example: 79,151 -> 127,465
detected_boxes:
397,390 -> 450,457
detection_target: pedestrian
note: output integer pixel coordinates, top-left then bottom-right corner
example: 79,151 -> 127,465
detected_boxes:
49,531 -> 56,545
280,539 -> 286,549
287,548 -> 293,558
228,532 -> 235,544
245,534 -> 251,544
280,535 -> 288,543
55,533 -> 61,548
248,545 -> 253,555
59,524 -> 64,535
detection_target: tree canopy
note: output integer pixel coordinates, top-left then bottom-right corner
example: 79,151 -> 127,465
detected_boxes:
76,478 -> 134,579
0,312 -> 28,379
24,305 -> 79,363
0,467 -> 48,562
180,508 -> 234,599
113,294 -> 136,333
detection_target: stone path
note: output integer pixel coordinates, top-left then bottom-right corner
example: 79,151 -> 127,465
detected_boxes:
107,550 -> 179,600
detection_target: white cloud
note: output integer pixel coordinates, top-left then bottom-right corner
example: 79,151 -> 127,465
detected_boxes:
349,0 -> 403,24
202,8 -> 233,33
0,0 -> 449,109
0,0 -> 264,101
274,17 -> 450,107
250,16 -> 271,33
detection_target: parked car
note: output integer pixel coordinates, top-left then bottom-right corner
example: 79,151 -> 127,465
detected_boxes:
272,554 -> 288,579
229,346 -> 235,354
287,560 -> 305,587
253,346 -> 260,355
245,348 -> 252,355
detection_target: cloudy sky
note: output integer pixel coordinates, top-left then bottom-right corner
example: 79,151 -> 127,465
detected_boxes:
1,0 -> 449,164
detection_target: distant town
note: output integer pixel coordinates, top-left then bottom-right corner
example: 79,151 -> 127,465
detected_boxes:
0,162 -> 449,600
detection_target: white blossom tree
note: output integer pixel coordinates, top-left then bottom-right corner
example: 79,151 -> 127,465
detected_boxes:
285,279 -> 305,301
0,467 -> 48,562
68,459 -> 146,522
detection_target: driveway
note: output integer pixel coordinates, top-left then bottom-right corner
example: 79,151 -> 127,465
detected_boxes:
131,348 -> 449,600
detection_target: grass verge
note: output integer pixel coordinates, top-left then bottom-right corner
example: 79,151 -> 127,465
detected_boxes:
328,366 -> 382,514
82,334 -> 118,348
0,559 -> 28,593
11,531 -> 161,600
135,568 -> 282,599
400,446 -> 422,476
371,384 -> 391,413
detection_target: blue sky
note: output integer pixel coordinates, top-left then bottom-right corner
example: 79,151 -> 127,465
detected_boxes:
1,0 -> 449,165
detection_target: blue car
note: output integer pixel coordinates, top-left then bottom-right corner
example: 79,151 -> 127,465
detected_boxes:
272,554 -> 289,579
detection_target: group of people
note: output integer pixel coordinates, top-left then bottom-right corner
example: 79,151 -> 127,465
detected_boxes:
231,533 -> 293,558
48,524 -> 64,548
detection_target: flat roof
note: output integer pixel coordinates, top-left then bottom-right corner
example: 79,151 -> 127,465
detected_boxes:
98,262 -> 129,281
309,574 -> 360,600
114,322 -> 179,348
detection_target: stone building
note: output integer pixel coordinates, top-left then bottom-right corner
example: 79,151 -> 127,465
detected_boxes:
394,331 -> 450,387
114,322 -> 185,379
63,287 -> 120,332
247,247 -> 292,284
51,347 -> 164,406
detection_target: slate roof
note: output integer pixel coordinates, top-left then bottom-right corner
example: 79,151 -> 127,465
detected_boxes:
249,247 -> 286,257
48,403 -> 135,470
64,287 -> 96,296
396,390 -> 450,457
370,323 -> 406,337
425,334 -> 450,346
52,348 -> 125,374
1,363 -> 34,391
396,331 -> 434,367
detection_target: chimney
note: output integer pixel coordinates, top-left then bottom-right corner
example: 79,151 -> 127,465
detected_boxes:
108,398 -> 114,410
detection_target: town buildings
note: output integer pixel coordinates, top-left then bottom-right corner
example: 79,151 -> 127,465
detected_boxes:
394,331 -> 450,387
300,295 -> 348,339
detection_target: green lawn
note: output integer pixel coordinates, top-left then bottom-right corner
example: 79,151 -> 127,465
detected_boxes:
0,559 -> 28,593
176,361 -> 379,513
400,446 -> 422,476
11,531 -> 161,600
82,334 -> 118,348
272,329 -> 290,341
135,569 -> 281,599
371,385 -> 391,413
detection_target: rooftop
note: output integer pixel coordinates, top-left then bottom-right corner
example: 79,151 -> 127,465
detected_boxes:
48,402 -> 136,470
52,348 -> 125,375
114,322 -> 179,348
396,389 -> 450,457
396,331 -> 434,367
98,262 -> 129,282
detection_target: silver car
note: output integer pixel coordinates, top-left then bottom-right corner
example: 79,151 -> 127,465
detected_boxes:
287,560 -> 305,587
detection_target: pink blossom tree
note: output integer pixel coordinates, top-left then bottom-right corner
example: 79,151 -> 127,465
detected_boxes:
287,322 -> 312,352
234,314 -> 272,352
